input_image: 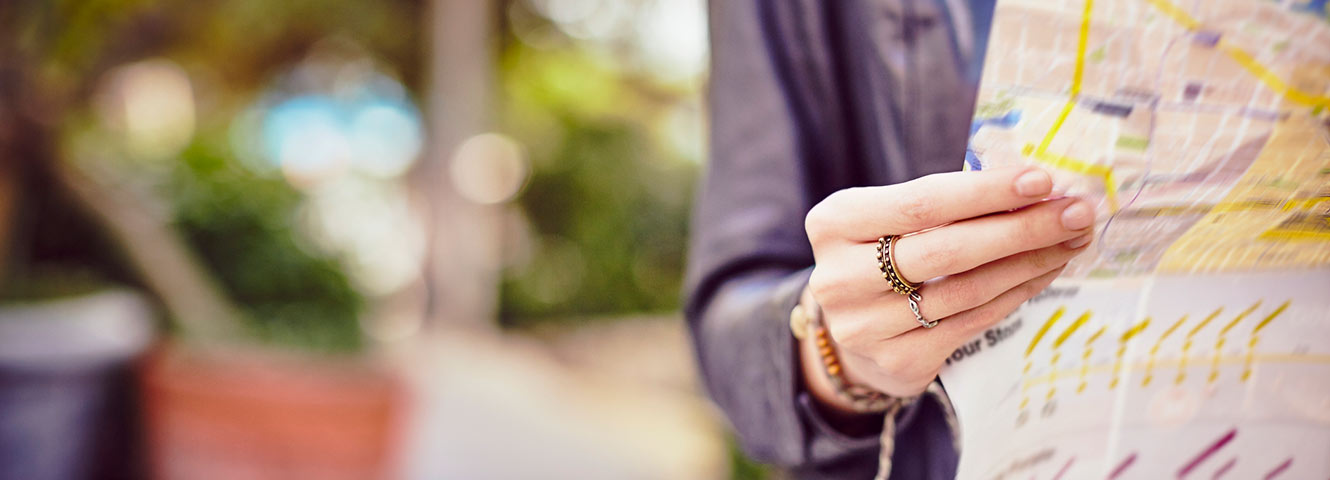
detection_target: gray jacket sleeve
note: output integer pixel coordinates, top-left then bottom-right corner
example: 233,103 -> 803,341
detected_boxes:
683,1 -> 956,476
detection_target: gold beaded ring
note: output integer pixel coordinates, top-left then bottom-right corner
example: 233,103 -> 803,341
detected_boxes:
876,235 -> 919,295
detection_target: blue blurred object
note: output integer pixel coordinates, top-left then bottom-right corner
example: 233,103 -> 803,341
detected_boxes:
0,290 -> 153,480
259,87 -> 423,185
966,110 -> 1022,170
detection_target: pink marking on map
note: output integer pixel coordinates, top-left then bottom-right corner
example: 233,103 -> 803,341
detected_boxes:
1178,428 -> 1237,478
1212,457 -> 1235,479
1052,456 -> 1075,480
1263,458 -> 1292,479
1109,452 -> 1137,479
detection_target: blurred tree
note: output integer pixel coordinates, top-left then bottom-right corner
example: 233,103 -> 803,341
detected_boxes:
1,0 -> 708,338
494,1 -> 701,326
0,0 -> 424,352
416,0 -> 503,330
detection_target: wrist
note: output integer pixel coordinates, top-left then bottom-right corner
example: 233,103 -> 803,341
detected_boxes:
797,316 -> 868,416
791,287 -> 902,417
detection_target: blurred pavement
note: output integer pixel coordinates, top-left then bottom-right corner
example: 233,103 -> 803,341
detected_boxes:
397,316 -> 730,480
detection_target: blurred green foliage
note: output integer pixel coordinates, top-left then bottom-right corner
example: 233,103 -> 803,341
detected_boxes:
1,0 -> 421,353
4,2 -> 773,475
4,0 -> 704,343
7,0 -> 421,95
728,438 -> 773,480
496,24 -> 700,326
170,134 -> 364,352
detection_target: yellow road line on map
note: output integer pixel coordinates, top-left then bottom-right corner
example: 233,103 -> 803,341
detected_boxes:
1281,197 -> 1329,211
1259,230 -> 1330,242
1054,311 -> 1093,349
1110,318 -> 1151,389
1143,0 -> 1330,108
1025,0 -> 1124,212
1078,326 -> 1107,393
1219,44 -> 1330,108
1021,307 -> 1066,409
1211,197 -> 1330,214
1031,0 -> 1089,151
1085,325 -> 1107,346
1026,307 -> 1066,357
1142,0 -> 1201,29
1023,351 -> 1330,389
1243,301 -> 1291,381
1036,102 -> 1077,154
1209,302 -> 1262,384
1025,146 -> 1122,211
1253,301 -> 1290,334
1218,302 -> 1261,337
1143,314 -> 1188,386
1047,311 -> 1092,400
1111,198 -> 1328,218
1071,0 -> 1094,95
1176,307 -> 1224,384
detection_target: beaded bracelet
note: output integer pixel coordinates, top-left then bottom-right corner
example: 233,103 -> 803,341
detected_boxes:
790,296 -> 898,413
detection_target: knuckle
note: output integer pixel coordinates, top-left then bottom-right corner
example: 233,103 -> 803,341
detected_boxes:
897,192 -> 936,228
872,352 -> 909,377
960,309 -> 1006,335
1006,213 -> 1044,246
915,240 -> 961,276
943,309 -> 985,332
807,267 -> 836,302
824,315 -> 862,349
1007,204 -> 1059,245
942,275 -> 987,309
975,309 -> 1009,330
804,205 -> 831,244
1020,277 -> 1050,298
805,190 -> 848,244
873,352 -> 930,382
1026,248 -> 1058,272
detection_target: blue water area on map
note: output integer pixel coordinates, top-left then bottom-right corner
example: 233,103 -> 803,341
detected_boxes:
1296,0 -> 1328,17
966,110 -> 1022,170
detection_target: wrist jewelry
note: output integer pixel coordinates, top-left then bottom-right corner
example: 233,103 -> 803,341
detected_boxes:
790,293 -> 899,413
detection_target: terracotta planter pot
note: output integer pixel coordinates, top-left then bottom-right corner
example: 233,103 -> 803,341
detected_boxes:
138,345 -> 405,480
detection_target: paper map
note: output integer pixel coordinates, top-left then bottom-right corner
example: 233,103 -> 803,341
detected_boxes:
943,0 -> 1330,478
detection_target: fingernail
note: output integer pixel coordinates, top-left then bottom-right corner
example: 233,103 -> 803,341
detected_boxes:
1065,234 -> 1092,249
1060,201 -> 1094,230
1014,169 -> 1052,197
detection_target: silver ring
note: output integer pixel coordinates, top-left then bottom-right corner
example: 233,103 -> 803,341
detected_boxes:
908,292 -> 937,328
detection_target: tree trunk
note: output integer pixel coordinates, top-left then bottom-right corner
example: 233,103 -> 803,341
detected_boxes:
414,0 -> 502,329
54,160 -> 244,341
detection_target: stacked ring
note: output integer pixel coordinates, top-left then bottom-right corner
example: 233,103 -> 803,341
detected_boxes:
907,292 -> 937,329
876,236 -> 919,295
877,235 -> 937,329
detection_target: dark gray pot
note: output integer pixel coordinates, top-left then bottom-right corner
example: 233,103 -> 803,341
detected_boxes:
0,290 -> 153,480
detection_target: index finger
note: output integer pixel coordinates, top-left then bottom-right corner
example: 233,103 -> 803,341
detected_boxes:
809,166 -> 1053,242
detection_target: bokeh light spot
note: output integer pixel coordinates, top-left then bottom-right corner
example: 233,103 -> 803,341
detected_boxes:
450,133 -> 530,205
95,59 -> 196,160
349,101 -> 424,178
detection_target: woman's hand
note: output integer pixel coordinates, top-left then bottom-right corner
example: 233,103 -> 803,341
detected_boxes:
801,166 -> 1094,408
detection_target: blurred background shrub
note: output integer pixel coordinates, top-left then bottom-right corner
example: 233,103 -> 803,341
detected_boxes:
2,0 -> 706,346
0,0 -> 775,478
2,0 -> 707,343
